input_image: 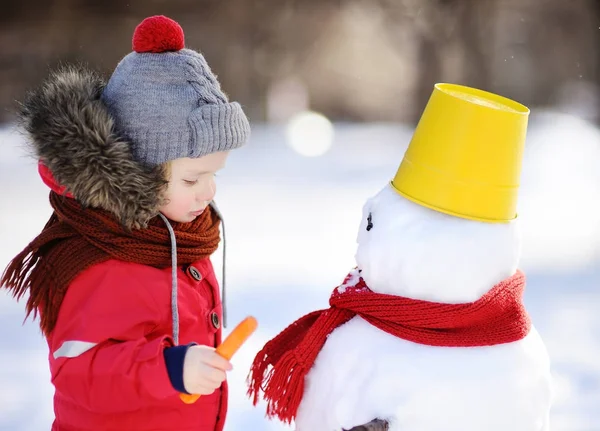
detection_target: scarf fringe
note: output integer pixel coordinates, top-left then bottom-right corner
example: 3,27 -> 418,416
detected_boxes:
247,315 -> 316,407
1,213 -> 73,335
247,347 -> 271,406
2,249 -> 34,300
263,352 -> 306,424
2,215 -> 57,300
248,346 -> 307,424
2,239 -> 62,335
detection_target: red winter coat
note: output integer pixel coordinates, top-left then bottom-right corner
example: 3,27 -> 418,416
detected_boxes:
47,256 -> 227,431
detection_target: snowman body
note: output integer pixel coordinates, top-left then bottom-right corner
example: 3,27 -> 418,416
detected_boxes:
295,185 -> 553,431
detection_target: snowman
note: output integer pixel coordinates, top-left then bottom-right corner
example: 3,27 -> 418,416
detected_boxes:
248,84 -> 552,431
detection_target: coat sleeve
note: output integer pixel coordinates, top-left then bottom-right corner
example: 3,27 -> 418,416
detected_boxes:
48,260 -> 179,413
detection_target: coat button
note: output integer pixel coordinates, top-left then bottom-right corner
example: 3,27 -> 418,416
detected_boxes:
210,312 -> 220,329
187,266 -> 202,281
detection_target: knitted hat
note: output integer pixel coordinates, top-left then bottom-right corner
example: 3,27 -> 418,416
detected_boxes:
101,15 -> 250,167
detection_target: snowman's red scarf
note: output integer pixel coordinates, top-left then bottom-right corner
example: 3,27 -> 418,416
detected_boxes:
248,269 -> 531,424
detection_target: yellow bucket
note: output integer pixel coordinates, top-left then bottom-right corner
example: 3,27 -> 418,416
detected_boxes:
391,83 -> 529,223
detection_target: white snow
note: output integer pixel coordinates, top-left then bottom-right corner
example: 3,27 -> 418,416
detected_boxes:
1,112 -> 600,430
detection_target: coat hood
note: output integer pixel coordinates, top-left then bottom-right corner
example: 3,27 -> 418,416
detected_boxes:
18,64 -> 168,229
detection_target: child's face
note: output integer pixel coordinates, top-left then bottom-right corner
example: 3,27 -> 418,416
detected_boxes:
160,151 -> 229,223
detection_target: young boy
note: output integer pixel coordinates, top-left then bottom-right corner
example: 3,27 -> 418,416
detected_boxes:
2,15 -> 250,431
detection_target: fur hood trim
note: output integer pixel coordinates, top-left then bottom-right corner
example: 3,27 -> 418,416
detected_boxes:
18,65 -> 168,229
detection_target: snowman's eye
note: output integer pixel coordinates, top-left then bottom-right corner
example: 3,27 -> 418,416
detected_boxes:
366,212 -> 373,231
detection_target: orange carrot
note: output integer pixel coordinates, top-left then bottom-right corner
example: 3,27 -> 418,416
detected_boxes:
180,316 -> 258,404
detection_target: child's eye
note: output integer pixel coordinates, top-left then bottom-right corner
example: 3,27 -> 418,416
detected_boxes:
366,212 -> 373,231
183,179 -> 198,186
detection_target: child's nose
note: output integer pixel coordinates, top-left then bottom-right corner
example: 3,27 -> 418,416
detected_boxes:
197,181 -> 216,202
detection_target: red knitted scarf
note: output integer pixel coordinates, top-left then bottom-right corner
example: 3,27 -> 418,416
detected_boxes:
248,269 -> 531,424
1,192 -> 221,336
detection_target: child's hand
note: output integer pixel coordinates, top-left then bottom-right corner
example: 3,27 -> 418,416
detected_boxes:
183,345 -> 233,395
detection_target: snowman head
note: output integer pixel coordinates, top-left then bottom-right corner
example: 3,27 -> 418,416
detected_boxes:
358,84 -> 530,303
354,184 -> 521,303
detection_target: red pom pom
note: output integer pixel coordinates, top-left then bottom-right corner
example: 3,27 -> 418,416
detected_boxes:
132,15 -> 185,53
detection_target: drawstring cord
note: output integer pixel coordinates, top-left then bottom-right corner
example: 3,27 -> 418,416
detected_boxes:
158,213 -> 180,345
209,201 -> 227,329
159,202 -> 227,346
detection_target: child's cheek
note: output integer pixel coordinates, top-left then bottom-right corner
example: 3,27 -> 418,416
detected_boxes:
176,190 -> 195,212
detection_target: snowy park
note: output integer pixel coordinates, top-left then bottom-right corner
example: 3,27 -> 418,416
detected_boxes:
1,108 -> 599,430
1,0 -> 599,429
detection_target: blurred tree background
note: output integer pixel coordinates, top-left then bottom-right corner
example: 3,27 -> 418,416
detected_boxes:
0,0 -> 598,124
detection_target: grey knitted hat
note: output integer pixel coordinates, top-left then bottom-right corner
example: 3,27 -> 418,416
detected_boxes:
101,15 -> 250,167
